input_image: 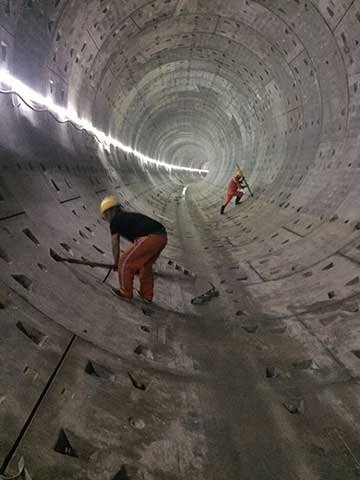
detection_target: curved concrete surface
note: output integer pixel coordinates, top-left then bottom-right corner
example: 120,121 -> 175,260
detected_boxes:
1,1 -> 360,478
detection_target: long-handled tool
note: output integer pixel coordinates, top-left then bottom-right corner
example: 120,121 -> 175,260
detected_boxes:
51,248 -> 193,284
237,165 -> 254,197
102,268 -> 113,283
50,249 -> 113,269
242,176 -> 254,197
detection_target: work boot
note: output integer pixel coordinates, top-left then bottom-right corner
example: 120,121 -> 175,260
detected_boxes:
220,206 -> 225,215
136,290 -> 153,304
141,297 -> 152,305
111,287 -> 131,302
235,197 -> 241,205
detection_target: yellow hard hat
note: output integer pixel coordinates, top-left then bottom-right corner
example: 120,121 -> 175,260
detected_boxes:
236,167 -> 244,177
100,196 -> 120,216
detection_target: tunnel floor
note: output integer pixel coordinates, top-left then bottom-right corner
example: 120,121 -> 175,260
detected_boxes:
2,0 -> 360,478
1,182 -> 360,480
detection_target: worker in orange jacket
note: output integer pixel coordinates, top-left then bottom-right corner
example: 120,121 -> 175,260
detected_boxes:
100,196 -> 167,303
220,169 -> 246,215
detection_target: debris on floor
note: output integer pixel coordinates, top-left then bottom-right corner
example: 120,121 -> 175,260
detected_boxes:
191,283 -> 219,305
0,457 -> 32,480
283,399 -> 305,415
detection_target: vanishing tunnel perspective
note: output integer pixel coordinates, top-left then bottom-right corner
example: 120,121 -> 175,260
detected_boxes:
1,0 -> 360,478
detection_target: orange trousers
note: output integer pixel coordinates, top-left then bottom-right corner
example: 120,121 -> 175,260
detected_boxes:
223,190 -> 244,207
118,234 -> 167,302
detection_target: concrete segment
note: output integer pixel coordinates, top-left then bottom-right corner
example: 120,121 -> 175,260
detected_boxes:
1,0 -> 360,478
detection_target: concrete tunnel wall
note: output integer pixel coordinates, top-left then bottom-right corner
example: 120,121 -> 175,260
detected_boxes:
1,1 -> 360,479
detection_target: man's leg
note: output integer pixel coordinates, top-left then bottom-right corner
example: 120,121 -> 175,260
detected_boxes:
138,263 -> 154,302
221,194 -> 233,214
138,235 -> 167,302
235,191 -> 244,205
118,239 -> 147,299
118,234 -> 167,301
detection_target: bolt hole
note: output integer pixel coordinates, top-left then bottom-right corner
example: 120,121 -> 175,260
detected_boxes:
12,274 -> 32,290
128,372 -> 146,390
54,429 -> 78,458
79,230 -> 88,239
16,320 -> 46,345
322,262 -> 334,271
92,244 -> 105,255
51,179 -> 60,191
23,228 -> 40,245
60,243 -> 73,255
0,246 -> 11,263
346,276 -> 359,286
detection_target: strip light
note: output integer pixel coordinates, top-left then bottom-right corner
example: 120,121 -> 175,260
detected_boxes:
182,185 -> 189,197
0,68 -> 209,174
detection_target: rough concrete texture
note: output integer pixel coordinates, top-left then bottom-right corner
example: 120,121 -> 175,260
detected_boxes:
1,0 -> 360,478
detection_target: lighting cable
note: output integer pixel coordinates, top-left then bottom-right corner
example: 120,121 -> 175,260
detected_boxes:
0,68 -> 209,174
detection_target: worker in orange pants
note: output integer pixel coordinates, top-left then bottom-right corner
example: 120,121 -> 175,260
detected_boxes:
220,169 -> 246,215
118,234 -> 167,302
100,196 -> 167,303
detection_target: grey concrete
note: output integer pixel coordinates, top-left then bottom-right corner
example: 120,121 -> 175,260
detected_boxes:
1,0 -> 360,478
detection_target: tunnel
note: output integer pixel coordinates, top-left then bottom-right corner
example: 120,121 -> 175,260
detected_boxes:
1,0 -> 360,478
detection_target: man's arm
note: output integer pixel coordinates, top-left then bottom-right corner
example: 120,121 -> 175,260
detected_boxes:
239,177 -> 246,189
112,233 -> 120,269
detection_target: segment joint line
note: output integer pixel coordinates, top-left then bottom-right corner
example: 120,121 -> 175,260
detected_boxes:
0,336 -> 77,475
